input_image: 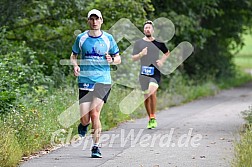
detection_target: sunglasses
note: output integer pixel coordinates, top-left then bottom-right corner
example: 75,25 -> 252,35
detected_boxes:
144,20 -> 154,26
145,20 -> 153,24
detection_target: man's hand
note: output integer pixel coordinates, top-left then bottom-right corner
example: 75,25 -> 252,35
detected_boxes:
157,51 -> 170,67
105,53 -> 113,63
73,65 -> 80,76
140,47 -> 148,57
156,59 -> 164,67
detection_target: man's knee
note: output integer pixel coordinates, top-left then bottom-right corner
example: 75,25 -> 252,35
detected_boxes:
80,116 -> 90,125
90,110 -> 100,120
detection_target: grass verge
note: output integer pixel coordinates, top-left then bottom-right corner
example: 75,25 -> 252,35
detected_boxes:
232,106 -> 252,167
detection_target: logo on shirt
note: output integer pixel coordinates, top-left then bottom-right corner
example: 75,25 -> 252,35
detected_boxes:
85,47 -> 104,59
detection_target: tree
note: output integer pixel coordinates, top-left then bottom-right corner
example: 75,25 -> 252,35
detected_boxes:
1,0 -> 153,75
151,0 -> 252,79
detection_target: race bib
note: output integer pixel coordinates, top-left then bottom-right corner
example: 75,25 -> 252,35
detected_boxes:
79,83 -> 95,91
141,66 -> 154,76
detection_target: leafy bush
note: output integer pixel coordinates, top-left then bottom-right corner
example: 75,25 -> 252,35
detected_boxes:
242,106 -> 252,124
0,29 -> 53,113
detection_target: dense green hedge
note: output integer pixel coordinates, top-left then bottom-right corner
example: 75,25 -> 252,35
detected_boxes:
0,29 -> 53,113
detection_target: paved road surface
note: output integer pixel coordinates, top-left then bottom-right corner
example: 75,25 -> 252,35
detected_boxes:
20,82 -> 252,167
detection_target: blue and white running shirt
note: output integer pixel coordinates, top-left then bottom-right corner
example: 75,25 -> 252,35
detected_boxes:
72,31 -> 119,84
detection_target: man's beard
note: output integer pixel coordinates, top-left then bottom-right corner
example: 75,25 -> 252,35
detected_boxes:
145,34 -> 151,37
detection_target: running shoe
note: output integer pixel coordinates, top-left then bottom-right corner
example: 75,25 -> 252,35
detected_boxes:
147,118 -> 157,129
91,146 -> 102,158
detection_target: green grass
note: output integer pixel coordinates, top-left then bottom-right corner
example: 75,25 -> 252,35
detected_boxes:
232,126 -> 252,167
233,34 -> 252,69
232,107 -> 252,167
0,126 -> 22,167
1,86 -> 78,157
234,55 -> 252,69
237,34 -> 252,56
217,69 -> 252,89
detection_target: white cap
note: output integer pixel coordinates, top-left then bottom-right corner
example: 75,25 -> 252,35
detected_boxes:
87,9 -> 102,19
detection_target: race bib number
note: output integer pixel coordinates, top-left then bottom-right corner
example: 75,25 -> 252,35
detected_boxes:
141,66 -> 154,76
79,83 -> 95,91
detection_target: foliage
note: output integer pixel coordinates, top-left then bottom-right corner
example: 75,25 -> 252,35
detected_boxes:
233,33 -> 252,56
0,0 -> 153,76
87,0 -> 154,29
232,125 -> 252,167
1,0 -> 89,75
0,29 -> 53,113
232,106 -> 252,166
0,86 -> 78,159
151,0 -> 252,79
2,0 -> 251,83
239,105 -> 252,166
241,106 -> 252,124
217,68 -> 252,89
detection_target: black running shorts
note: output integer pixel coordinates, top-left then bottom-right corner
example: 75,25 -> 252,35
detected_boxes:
79,83 -> 111,104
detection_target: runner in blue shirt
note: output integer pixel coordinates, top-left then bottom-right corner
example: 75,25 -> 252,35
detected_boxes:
70,9 -> 121,158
